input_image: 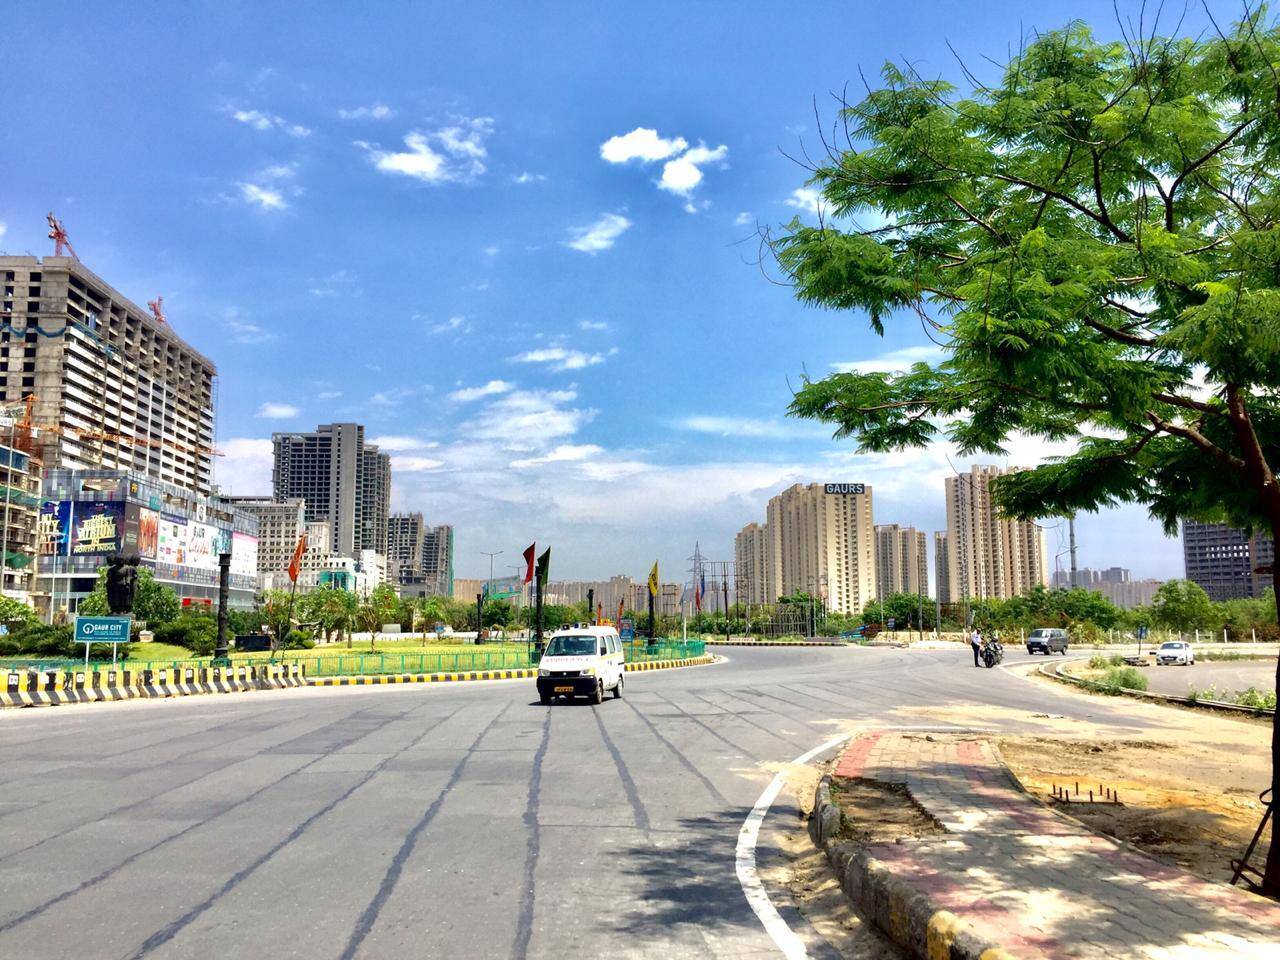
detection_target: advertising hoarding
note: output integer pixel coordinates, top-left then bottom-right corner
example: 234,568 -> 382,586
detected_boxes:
39,501 -> 72,557
71,502 -> 125,556
158,513 -> 187,566
231,532 -> 258,580
185,521 -> 220,572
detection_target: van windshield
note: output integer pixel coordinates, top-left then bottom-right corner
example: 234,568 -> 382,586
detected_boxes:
544,636 -> 596,656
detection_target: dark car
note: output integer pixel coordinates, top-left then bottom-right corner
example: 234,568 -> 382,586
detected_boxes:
1026,627 -> 1069,655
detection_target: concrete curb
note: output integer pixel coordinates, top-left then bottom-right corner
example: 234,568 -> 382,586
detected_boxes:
808,774 -> 1014,960
1,663 -> 306,708
1039,658 -> 1276,716
307,654 -> 722,687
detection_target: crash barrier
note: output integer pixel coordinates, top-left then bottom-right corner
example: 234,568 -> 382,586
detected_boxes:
1,663 -> 306,707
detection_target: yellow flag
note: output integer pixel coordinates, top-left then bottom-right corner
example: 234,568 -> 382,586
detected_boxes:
648,561 -> 659,597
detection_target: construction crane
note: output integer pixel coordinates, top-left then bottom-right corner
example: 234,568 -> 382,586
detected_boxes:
147,296 -> 167,325
46,213 -> 78,259
3,394 -> 222,464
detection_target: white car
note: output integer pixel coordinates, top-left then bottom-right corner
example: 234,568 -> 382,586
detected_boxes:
1155,641 -> 1195,666
536,624 -> 625,704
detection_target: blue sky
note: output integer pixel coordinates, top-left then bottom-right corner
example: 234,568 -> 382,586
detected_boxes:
3,1 -> 1234,583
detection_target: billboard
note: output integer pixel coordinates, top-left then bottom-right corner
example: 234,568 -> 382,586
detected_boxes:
231,532 -> 258,580
483,576 -> 523,600
158,513 -> 188,566
39,501 -> 72,556
71,502 -> 125,556
185,521 -> 220,572
136,507 -> 159,559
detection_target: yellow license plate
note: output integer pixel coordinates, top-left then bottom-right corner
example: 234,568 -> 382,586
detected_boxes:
554,685 -> 574,693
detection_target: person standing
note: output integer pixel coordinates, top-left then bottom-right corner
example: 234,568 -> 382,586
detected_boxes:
970,626 -> 982,667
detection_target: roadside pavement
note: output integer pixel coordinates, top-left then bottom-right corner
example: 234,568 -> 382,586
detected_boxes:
827,731 -> 1280,958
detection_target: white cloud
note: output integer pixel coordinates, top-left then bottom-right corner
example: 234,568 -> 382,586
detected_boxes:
236,163 -> 300,212
675,415 -> 803,439
578,320 -> 609,331
256,402 -> 300,419
370,435 -> 437,451
468,388 -> 593,449
734,212 -> 754,226
239,183 -> 287,210
229,107 -> 310,137
338,103 -> 393,121
513,172 -> 546,184
482,244 -> 500,257
317,390 -> 343,400
0,222 -> 7,239
510,444 -> 604,468
565,213 -> 631,253
427,314 -> 471,335
391,456 -> 445,472
513,347 -> 609,372
224,312 -> 276,344
450,379 -> 514,402
600,128 -> 688,163
213,438 -> 274,495
659,143 -> 728,200
785,187 -> 826,218
832,344 -> 944,374
358,117 -> 493,184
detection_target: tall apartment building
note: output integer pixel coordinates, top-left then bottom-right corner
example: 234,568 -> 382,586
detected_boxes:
0,443 -> 41,601
388,512 -> 453,597
942,465 -> 1049,601
734,521 -> 772,605
1052,566 -> 1133,589
219,496 -> 306,588
1182,521 -> 1274,601
765,483 -> 875,615
934,532 -> 951,604
874,524 -> 928,599
272,423 -> 390,558
1096,579 -> 1162,609
0,256 -> 216,494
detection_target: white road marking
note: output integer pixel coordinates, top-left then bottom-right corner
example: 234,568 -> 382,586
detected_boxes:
735,732 -> 851,959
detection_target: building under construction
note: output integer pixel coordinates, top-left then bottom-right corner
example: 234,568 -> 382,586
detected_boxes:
0,251 -> 217,495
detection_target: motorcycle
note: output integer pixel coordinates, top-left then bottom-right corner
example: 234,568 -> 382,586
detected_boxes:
981,638 -> 1004,668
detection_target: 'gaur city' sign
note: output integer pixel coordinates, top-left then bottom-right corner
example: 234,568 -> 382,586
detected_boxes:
824,483 -> 866,495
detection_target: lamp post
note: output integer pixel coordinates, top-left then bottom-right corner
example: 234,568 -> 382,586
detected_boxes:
480,550 -> 502,641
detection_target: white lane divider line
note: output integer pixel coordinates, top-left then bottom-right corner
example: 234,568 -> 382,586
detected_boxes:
735,732 -> 852,960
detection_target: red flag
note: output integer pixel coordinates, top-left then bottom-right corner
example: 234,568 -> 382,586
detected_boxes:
287,532 -> 307,583
522,543 -> 536,584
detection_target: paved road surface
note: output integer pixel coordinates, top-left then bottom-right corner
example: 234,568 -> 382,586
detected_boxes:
0,646 -> 1181,959
1140,659 -> 1276,698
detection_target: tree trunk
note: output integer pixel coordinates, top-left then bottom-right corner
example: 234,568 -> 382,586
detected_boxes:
1264,512 -> 1280,897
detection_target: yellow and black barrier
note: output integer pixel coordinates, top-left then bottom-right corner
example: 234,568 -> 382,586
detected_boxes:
0,662 -> 306,708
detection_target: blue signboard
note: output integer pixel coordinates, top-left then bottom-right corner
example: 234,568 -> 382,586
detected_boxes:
74,616 -> 132,645
619,617 -> 635,640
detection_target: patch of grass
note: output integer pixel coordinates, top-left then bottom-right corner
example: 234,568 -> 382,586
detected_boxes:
1186,684 -> 1276,711
1088,655 -> 1110,669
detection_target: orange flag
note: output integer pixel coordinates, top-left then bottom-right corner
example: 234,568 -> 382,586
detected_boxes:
287,532 -> 307,583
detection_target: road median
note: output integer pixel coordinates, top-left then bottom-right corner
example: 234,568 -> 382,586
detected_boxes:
308,654 -> 721,687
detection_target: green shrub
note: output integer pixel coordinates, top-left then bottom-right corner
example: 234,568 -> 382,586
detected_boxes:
1087,655 -> 1109,669
1098,666 -> 1147,694
284,629 -> 314,650
0,638 -> 18,656
1235,688 -> 1278,711
10,624 -> 76,658
1109,654 -> 1127,666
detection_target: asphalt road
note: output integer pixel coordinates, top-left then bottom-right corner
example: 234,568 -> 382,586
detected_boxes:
1139,659 -> 1277,698
0,645 -> 1175,959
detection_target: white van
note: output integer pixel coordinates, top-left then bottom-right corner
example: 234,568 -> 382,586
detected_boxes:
536,624 -> 624,705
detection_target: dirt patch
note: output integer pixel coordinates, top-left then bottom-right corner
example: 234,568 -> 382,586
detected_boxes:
830,777 -> 944,845
999,735 -> 1272,885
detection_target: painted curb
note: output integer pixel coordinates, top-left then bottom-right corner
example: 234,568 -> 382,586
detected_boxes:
809,774 -> 1014,960
307,654 -> 721,687
1,663 -> 306,708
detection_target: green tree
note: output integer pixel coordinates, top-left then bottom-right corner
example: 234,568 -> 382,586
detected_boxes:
356,583 -> 401,650
0,595 -> 37,629
772,12 -> 1280,888
79,566 -> 180,625
1151,579 -> 1215,630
